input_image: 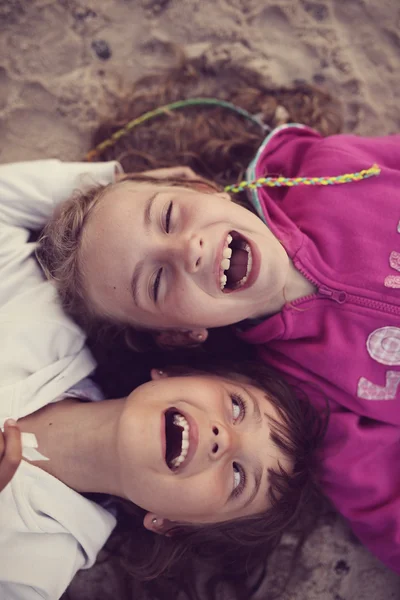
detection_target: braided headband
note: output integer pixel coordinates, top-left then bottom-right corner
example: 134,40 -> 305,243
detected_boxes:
85,98 -> 381,191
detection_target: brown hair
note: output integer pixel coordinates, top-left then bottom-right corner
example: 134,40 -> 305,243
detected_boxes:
96,357 -> 327,599
36,53 -> 342,341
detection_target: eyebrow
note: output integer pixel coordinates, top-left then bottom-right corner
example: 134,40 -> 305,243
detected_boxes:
240,385 -> 262,426
130,259 -> 145,308
144,191 -> 158,229
240,385 -> 265,509
129,192 -> 159,307
243,462 -> 263,509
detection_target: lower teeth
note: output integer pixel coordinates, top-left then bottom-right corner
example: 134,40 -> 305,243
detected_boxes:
221,243 -> 252,290
235,275 -> 248,289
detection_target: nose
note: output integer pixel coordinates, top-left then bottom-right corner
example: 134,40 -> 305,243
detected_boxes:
169,232 -> 204,273
209,422 -> 238,462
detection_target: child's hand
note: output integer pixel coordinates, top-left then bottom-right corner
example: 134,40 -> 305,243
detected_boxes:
0,419 -> 22,491
117,166 -> 198,182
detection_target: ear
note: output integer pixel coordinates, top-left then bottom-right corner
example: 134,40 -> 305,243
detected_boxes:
143,512 -> 177,536
150,368 -> 169,381
153,328 -> 208,349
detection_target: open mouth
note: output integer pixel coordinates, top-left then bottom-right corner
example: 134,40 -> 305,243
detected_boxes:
219,231 -> 253,292
165,408 -> 190,471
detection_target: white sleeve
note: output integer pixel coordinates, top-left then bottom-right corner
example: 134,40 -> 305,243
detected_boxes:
0,162 -> 113,407
0,449 -> 116,600
0,531 -> 87,600
0,475 -> 88,600
0,160 -> 121,231
0,584 -> 45,600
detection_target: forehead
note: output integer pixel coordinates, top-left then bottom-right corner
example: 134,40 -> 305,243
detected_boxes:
173,372 -> 248,386
159,373 -> 230,389
81,181 -> 158,265
92,178 -> 216,224
169,373 -> 275,408
94,180 -> 159,218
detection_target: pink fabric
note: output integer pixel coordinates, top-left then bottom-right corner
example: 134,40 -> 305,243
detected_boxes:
239,126 -> 400,573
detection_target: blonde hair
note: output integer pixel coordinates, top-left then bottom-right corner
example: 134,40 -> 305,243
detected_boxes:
37,56 -> 341,340
37,183 -> 108,329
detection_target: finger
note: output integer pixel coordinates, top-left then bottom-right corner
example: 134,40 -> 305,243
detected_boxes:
273,105 -> 290,126
140,166 -> 198,180
169,166 -> 197,180
115,171 -> 126,182
0,431 -> 5,460
0,420 -> 22,492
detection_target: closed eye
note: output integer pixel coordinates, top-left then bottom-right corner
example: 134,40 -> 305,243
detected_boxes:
165,201 -> 173,233
153,267 -> 163,303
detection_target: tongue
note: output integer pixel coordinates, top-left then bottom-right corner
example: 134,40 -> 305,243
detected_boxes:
165,412 -> 183,466
227,248 -> 248,286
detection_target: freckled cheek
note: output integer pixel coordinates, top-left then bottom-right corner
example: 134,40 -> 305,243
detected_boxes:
169,283 -> 198,316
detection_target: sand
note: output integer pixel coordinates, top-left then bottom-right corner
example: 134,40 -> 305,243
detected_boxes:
1,0 -> 399,165
1,0 -> 400,598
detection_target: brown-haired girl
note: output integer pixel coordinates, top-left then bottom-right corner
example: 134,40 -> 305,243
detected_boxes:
0,159 -> 324,600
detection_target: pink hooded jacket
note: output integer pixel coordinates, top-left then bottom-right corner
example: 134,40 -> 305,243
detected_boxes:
239,124 -> 400,572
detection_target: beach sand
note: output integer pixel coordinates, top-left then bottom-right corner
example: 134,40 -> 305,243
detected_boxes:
1,0 -> 399,598
1,0 -> 399,165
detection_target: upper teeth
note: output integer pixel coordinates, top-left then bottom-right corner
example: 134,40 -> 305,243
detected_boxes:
171,413 -> 190,468
220,233 -> 253,291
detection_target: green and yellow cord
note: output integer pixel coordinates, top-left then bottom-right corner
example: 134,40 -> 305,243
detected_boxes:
85,96 -> 381,192
224,164 -> 381,193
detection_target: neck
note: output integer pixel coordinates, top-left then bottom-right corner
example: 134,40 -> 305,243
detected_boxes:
254,259 -> 317,320
284,259 -> 317,304
18,397 -> 127,497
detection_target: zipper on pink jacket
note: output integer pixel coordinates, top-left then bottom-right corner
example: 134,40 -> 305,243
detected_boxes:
319,285 -> 400,315
292,260 -> 400,316
319,286 -> 347,304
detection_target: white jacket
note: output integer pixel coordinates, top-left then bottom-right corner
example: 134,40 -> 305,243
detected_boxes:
0,160 -> 120,600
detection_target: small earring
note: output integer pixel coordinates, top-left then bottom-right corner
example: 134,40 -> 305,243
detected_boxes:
157,370 -> 164,376
152,518 -> 157,525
